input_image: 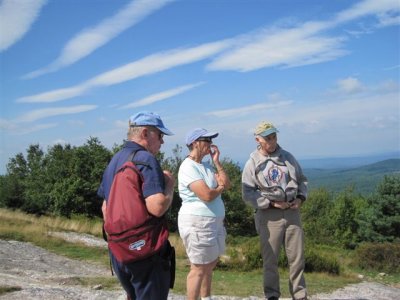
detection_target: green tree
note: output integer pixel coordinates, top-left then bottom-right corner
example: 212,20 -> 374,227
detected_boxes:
357,175 -> 400,243
159,144 -> 183,232
330,188 -> 363,248
50,137 -> 111,217
3,153 -> 28,209
302,188 -> 334,244
221,158 -> 255,236
21,144 -> 48,214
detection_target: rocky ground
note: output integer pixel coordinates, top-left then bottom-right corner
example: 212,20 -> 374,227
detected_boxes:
0,233 -> 399,300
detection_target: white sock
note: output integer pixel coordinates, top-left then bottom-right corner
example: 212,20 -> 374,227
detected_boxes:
201,297 -> 212,300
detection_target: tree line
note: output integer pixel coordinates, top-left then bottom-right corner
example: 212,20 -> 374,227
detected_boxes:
0,137 -> 399,248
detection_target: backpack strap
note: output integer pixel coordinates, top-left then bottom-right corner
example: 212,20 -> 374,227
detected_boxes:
127,149 -> 152,170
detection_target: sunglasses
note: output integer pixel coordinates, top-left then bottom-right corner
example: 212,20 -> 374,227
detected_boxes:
149,128 -> 164,140
196,137 -> 213,143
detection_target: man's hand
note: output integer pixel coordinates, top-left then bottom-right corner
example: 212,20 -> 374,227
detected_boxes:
289,198 -> 303,209
271,201 -> 291,210
163,170 -> 175,190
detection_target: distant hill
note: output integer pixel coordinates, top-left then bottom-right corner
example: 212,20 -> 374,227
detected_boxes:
299,151 -> 400,169
304,159 -> 400,195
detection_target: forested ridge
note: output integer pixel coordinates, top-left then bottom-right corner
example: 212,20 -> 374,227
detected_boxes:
305,158 -> 400,194
0,137 -> 399,249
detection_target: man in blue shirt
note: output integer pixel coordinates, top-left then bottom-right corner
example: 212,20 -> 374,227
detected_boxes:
98,111 -> 175,300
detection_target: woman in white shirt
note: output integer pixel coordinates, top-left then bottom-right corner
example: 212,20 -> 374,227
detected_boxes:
178,128 -> 230,300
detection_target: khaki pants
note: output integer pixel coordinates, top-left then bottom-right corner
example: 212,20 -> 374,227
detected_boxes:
255,208 -> 307,299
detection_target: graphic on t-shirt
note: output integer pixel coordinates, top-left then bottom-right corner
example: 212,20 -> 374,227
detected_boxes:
268,165 -> 283,183
262,160 -> 289,189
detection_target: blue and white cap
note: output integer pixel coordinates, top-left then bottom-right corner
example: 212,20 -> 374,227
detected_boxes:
129,111 -> 174,135
185,128 -> 219,146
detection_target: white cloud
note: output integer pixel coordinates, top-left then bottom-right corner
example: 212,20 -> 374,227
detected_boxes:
376,12 -> 400,27
121,82 -> 205,109
0,0 -> 47,51
271,87 -> 399,138
336,77 -> 364,93
207,23 -> 348,72
14,123 -> 58,135
23,0 -> 175,78
334,0 -> 400,24
0,118 -> 17,131
384,64 -> 400,70
0,118 -> 57,135
376,79 -> 399,92
207,28 -> 348,72
207,100 -> 293,118
88,42 -> 229,86
15,105 -> 97,122
15,0 -> 400,103
17,41 -> 230,103
16,85 -> 88,103
207,0 -> 399,72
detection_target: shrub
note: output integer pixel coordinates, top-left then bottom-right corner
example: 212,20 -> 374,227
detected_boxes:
354,242 -> 400,273
219,237 -> 340,274
304,248 -> 340,274
218,236 -> 262,271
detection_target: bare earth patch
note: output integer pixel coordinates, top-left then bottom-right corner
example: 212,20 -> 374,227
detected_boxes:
1,234 -> 399,300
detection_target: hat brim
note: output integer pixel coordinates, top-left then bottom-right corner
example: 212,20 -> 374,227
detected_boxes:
201,132 -> 219,139
157,126 -> 174,136
258,128 -> 278,137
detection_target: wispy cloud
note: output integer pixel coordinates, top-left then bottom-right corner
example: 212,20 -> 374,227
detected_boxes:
17,41 -> 230,103
15,105 -> 97,122
14,0 -> 400,103
207,0 -> 399,72
336,77 -> 364,94
87,42 -> 229,86
23,0 -> 175,78
207,22 -> 348,72
384,64 -> 400,71
14,123 -> 58,135
121,82 -> 205,109
0,0 -> 47,51
207,100 -> 293,118
334,0 -> 400,24
0,118 -> 57,135
16,85 -> 88,103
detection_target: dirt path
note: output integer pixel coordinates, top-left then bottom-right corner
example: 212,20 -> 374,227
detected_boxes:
0,235 -> 399,300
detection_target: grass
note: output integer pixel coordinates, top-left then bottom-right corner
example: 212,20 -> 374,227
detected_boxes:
0,208 -> 398,298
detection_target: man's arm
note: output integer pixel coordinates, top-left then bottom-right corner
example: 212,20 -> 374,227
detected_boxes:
101,200 -> 107,222
145,170 -> 175,217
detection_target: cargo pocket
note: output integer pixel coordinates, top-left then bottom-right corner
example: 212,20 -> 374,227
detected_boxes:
192,230 -> 217,248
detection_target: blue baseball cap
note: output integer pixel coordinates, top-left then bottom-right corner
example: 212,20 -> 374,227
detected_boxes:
185,128 -> 218,146
129,111 -> 174,136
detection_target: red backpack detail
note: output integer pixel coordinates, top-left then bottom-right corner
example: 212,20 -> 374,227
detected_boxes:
104,152 -> 169,263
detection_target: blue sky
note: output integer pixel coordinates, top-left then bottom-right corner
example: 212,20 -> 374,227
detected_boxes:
0,0 -> 399,174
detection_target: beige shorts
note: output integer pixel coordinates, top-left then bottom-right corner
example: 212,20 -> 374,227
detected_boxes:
178,214 -> 226,265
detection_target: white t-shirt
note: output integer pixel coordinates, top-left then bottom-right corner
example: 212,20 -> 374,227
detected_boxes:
178,158 -> 225,217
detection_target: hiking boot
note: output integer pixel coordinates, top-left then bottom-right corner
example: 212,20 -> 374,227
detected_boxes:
267,297 -> 279,300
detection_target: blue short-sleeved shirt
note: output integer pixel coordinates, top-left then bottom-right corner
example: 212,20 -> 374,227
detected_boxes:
97,141 -> 165,201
